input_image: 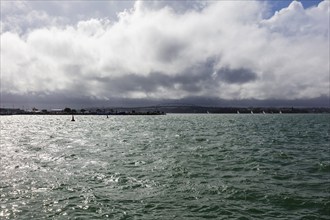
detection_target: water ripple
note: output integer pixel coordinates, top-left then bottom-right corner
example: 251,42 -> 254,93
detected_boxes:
1,114 -> 329,219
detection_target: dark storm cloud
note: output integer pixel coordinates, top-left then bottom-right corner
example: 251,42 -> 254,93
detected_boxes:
140,0 -> 207,13
91,72 -> 200,94
63,64 -> 82,75
89,57 -> 218,95
91,73 -> 171,93
217,67 -> 258,84
174,58 -> 218,91
156,39 -> 186,63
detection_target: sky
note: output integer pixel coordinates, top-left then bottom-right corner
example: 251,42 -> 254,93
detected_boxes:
1,0 -> 329,108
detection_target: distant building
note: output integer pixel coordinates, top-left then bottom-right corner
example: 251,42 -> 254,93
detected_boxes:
50,109 -> 63,114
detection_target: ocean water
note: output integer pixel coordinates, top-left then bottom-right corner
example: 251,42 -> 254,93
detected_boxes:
0,114 -> 329,219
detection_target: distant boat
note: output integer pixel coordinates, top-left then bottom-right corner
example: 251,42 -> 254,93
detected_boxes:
251,111 -> 254,114
71,115 -> 75,121
263,111 -> 266,114
207,111 -> 210,114
237,110 -> 240,114
107,115 -> 109,118
279,110 -> 282,114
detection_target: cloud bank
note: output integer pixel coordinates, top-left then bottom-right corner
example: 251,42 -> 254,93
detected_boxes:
1,0 -> 329,107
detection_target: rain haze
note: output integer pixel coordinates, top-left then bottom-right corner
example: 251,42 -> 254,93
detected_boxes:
1,0 -> 329,109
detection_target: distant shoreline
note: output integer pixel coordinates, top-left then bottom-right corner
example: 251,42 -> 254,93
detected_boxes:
0,112 -> 166,116
1,106 -> 330,115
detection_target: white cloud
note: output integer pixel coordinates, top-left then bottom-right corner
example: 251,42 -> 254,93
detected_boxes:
0,1 -> 61,34
1,0 -> 329,103
263,0 -> 329,36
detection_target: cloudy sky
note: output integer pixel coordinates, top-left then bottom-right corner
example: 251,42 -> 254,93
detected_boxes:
1,0 -> 329,108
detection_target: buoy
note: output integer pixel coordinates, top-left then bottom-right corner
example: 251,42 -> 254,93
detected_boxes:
71,115 -> 75,121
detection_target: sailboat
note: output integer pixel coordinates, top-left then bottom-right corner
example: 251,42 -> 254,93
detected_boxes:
251,111 -> 254,114
237,110 -> 240,114
71,115 -> 75,121
262,111 -> 266,114
279,110 -> 282,114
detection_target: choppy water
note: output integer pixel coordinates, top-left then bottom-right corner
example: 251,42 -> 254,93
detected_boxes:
0,114 -> 329,219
